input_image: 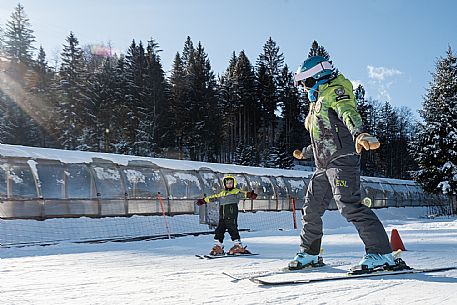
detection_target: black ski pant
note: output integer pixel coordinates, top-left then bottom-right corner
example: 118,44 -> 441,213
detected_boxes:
214,203 -> 240,243
300,155 -> 392,255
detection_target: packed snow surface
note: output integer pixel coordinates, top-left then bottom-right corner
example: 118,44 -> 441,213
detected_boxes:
1,207 -> 456,305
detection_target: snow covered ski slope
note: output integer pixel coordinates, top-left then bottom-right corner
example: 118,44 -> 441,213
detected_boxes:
1,207 -> 456,305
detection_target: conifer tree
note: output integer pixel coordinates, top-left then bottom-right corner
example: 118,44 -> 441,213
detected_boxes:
0,62 -> 41,146
308,40 -> 330,59
411,47 -> 457,196
185,41 -> 221,161
3,3 -> 35,65
0,92 -> 17,144
219,52 -> 239,161
364,98 -> 384,176
0,3 -> 41,146
123,40 -> 149,155
219,50 -> 258,162
262,143 -> 293,169
275,141 -> 294,169
54,32 -> 89,150
256,38 -> 284,150
169,52 -> 189,159
395,106 -> 416,178
234,143 -> 258,166
85,56 -> 118,152
256,62 -> 275,150
355,85 -> 370,131
110,56 -> 131,154
171,37 -> 220,161
236,51 -> 259,146
181,36 -> 194,67
377,101 -> 399,177
144,38 -> 170,156
24,46 -> 56,146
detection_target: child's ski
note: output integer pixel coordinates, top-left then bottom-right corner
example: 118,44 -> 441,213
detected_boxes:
195,253 -> 259,260
250,266 -> 457,286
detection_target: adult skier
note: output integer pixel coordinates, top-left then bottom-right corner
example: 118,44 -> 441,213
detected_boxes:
290,55 -> 402,273
196,175 -> 257,256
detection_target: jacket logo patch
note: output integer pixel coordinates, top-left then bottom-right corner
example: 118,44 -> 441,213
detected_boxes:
335,94 -> 350,101
335,88 -> 345,96
335,179 -> 348,188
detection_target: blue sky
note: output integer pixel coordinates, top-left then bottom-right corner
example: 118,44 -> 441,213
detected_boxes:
1,0 -> 456,117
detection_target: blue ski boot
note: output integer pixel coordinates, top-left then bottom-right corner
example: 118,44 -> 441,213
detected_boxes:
358,253 -> 396,269
288,252 -> 322,270
350,253 -> 407,274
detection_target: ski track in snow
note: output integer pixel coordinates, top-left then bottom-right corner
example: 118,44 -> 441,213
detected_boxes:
1,208 -> 457,304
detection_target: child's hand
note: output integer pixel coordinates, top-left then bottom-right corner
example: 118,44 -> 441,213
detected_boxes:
293,149 -> 304,159
196,199 -> 206,206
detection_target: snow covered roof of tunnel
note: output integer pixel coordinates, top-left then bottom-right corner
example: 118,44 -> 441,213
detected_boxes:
0,144 -> 313,178
0,144 -> 422,186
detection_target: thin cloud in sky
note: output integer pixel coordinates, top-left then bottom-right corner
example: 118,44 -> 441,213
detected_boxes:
366,65 -> 402,103
367,65 -> 402,81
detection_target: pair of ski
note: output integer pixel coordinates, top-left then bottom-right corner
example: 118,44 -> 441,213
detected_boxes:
223,258 -> 456,286
195,253 -> 259,260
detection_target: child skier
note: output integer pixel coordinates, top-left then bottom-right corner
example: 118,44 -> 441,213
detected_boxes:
196,175 -> 257,256
291,55 -> 404,273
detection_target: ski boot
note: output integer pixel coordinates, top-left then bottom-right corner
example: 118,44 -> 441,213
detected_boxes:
227,241 -> 251,255
288,252 -> 324,270
209,242 -> 224,256
349,253 -> 410,275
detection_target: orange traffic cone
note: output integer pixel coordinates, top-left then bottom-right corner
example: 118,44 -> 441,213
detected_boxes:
390,229 -> 406,251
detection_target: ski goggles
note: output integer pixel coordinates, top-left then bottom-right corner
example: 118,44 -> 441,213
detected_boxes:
301,77 -> 317,90
294,61 -> 333,86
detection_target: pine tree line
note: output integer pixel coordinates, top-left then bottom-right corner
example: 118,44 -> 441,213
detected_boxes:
355,86 -> 416,178
0,4 -> 433,182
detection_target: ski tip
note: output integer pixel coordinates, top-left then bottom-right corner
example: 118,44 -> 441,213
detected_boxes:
423,266 -> 457,272
249,277 -> 299,286
221,271 -> 240,281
